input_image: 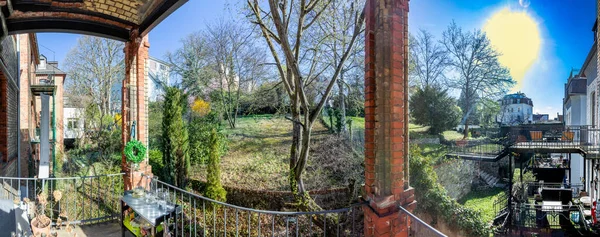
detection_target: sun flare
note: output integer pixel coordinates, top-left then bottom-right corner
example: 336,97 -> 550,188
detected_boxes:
483,8 -> 541,91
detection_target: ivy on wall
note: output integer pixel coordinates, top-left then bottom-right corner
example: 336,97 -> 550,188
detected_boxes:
410,145 -> 492,237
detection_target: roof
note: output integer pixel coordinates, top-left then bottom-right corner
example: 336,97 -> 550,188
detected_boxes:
579,41 -> 597,77
35,61 -> 65,75
503,92 -> 530,100
2,0 -> 189,41
149,56 -> 171,66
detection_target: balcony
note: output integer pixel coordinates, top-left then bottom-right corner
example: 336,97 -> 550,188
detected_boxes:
0,174 -> 446,237
31,78 -> 56,96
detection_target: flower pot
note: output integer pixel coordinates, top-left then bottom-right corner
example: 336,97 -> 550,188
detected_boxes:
31,216 -> 51,237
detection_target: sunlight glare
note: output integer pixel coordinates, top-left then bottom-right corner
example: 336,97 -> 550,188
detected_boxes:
483,8 -> 541,91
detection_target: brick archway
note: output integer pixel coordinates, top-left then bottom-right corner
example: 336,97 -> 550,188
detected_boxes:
0,0 -> 188,188
363,0 -> 415,236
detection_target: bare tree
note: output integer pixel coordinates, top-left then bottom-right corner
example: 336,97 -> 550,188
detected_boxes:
206,19 -> 268,128
317,0 -> 365,134
64,36 -> 124,117
409,29 -> 449,89
442,22 -> 514,138
247,0 -> 364,208
166,33 -> 214,96
64,36 -> 124,165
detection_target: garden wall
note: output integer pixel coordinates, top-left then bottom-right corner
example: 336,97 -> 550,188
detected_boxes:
479,155 -> 509,179
434,159 -> 477,200
189,179 -> 352,210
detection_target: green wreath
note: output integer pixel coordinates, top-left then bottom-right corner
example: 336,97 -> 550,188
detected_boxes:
125,140 -> 147,164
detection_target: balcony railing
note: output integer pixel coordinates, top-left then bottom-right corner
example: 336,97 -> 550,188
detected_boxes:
0,173 -> 447,236
0,173 -> 124,225
150,177 -> 366,236
512,203 -> 590,233
522,182 -> 585,199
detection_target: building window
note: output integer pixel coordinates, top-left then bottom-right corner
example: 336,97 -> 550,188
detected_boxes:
67,118 -> 77,129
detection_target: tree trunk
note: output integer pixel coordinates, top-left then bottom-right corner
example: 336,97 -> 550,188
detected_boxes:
294,125 -> 311,194
337,75 -> 347,134
289,107 -> 302,192
463,118 -> 469,139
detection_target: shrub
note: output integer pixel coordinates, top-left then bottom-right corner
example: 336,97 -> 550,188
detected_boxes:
410,86 -> 461,134
188,112 -> 228,165
205,129 -> 227,203
410,145 -> 491,236
148,149 -> 164,179
162,87 -> 190,188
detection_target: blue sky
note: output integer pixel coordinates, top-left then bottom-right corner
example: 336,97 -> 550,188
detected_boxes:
411,0 -> 596,118
36,0 -> 596,118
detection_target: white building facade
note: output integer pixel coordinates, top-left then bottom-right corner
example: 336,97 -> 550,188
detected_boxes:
147,57 -> 171,102
498,93 -> 533,126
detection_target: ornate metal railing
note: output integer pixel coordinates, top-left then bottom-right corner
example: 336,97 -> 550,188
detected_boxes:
150,177 -> 366,236
0,173 -> 124,225
143,177 -> 446,236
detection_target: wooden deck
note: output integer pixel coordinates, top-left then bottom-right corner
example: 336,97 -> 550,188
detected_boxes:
55,222 -> 121,237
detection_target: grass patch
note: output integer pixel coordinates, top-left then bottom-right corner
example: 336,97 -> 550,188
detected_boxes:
322,116 -> 365,130
458,188 -> 505,224
442,130 -> 464,141
191,116 -> 361,191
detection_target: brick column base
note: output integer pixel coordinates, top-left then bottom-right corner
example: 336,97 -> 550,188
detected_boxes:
124,162 -> 153,191
363,188 -> 416,237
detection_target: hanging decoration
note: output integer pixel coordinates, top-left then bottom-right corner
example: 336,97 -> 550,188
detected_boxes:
125,140 -> 146,165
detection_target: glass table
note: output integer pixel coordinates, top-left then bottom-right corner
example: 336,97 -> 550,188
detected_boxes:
120,191 -> 179,237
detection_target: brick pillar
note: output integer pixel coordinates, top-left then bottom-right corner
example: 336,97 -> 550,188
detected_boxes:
363,0 -> 415,236
122,32 -> 152,191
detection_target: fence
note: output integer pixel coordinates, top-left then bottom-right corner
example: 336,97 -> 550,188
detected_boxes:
523,182 -> 585,199
148,177 -> 449,236
0,173 -> 124,225
512,203 -> 590,235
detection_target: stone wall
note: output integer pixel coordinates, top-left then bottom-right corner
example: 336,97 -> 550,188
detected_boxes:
480,155 -> 509,179
434,159 -> 477,200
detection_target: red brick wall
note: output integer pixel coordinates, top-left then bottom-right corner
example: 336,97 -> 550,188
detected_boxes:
0,62 -> 20,177
122,35 -> 151,190
363,0 -> 415,236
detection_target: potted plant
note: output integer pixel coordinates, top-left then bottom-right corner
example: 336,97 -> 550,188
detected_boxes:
31,192 -> 51,237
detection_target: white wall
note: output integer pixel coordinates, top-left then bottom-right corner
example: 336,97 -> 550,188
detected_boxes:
566,95 -> 587,126
586,54 -> 598,127
63,107 -> 84,139
499,103 -> 533,125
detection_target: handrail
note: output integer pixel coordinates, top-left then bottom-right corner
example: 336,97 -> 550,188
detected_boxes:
0,173 -> 125,226
153,178 -> 367,215
398,205 -> 447,237
0,173 -> 125,181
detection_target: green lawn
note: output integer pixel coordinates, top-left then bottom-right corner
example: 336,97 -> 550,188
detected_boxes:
191,116 -> 362,191
442,130 -> 464,141
459,188 -> 505,224
321,115 -> 365,130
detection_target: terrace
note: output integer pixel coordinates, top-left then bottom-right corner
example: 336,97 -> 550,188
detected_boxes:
0,174 -> 445,236
445,124 -> 600,235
